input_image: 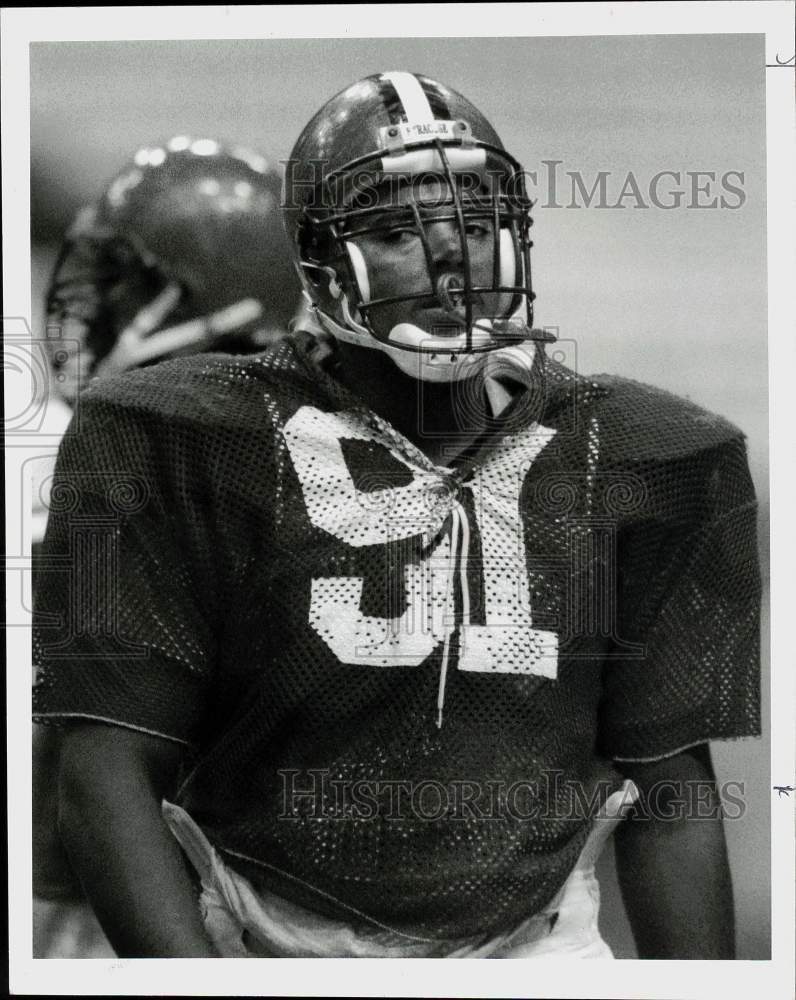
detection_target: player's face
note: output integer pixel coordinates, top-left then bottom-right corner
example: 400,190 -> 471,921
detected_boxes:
349,176 -> 513,340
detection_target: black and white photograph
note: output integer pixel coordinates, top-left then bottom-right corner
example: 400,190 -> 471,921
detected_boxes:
4,4 -> 794,998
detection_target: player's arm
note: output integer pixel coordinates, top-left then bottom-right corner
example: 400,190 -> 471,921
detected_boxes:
58,721 -> 220,958
613,743 -> 735,959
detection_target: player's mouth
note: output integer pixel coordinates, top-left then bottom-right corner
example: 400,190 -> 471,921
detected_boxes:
413,280 -> 488,337
418,306 -> 466,335
436,272 -> 467,316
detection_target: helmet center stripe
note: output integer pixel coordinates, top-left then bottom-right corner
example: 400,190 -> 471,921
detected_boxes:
380,71 -> 435,123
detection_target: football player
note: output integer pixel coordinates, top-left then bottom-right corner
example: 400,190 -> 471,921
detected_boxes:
44,134 -> 299,404
32,134 -> 300,553
32,136 -> 301,957
33,74 -> 760,958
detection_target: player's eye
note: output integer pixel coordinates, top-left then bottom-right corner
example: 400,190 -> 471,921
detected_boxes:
382,228 -> 417,246
464,221 -> 490,238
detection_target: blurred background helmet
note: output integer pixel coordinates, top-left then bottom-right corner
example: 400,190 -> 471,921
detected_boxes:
46,136 -> 301,401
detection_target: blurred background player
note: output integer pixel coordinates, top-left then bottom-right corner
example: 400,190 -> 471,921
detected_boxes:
32,136 -> 302,957
45,134 -> 299,403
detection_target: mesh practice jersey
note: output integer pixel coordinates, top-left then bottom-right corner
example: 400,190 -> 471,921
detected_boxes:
33,333 -> 761,941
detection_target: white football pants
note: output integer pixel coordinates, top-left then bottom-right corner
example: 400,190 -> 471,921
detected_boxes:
163,780 -> 638,959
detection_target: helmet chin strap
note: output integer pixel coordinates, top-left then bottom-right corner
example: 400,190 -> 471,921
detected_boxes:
312,304 -> 534,384
384,321 -> 496,382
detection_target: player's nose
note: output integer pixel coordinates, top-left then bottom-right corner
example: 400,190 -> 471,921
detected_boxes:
425,219 -> 463,265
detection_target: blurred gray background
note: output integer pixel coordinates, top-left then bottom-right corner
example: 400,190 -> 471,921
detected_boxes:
30,34 -> 770,959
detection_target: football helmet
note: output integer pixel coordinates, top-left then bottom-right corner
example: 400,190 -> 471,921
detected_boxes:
284,71 -> 553,382
46,136 -> 301,401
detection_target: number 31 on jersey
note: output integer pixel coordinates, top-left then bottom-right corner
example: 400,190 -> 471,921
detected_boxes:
283,406 -> 558,679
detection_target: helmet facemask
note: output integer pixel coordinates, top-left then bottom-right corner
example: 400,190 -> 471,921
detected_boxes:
294,132 -> 539,383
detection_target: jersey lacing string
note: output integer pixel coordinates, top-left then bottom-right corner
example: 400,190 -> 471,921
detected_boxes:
436,500 -> 471,729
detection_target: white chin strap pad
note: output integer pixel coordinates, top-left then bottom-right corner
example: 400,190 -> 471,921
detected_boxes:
387,322 -> 493,354
382,342 -> 486,382
386,323 -> 494,382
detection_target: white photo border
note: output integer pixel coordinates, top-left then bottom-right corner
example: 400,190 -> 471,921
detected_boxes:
4,3 -> 794,997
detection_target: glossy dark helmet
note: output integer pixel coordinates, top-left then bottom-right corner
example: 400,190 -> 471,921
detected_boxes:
46,137 -> 301,401
283,71 -> 552,383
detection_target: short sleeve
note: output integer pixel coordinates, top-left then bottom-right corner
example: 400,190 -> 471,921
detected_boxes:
597,435 -> 762,762
32,392 -> 219,747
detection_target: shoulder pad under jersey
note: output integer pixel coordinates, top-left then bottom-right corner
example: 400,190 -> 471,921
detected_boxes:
77,336 -> 325,430
588,374 -> 745,465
